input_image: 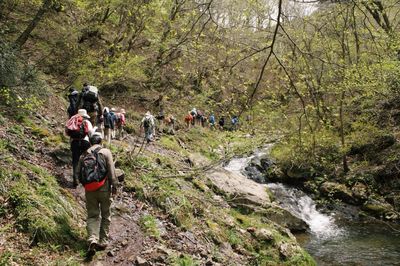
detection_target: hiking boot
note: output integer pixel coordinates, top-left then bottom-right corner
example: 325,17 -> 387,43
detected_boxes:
87,240 -> 97,256
97,239 -> 108,250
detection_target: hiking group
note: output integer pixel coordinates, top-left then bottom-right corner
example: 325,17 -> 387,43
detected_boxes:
185,107 -> 239,131
65,84 -> 121,255
65,84 -> 241,256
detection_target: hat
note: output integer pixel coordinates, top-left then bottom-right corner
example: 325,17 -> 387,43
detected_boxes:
103,107 -> 109,113
111,107 -> 116,112
91,132 -> 103,139
78,109 -> 90,118
120,108 -> 126,114
145,111 -> 151,116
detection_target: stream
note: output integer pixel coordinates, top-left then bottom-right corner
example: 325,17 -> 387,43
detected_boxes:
224,148 -> 400,266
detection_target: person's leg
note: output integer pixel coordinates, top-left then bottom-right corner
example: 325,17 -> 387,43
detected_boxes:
85,191 -> 100,245
71,140 -> 80,187
99,192 -> 112,245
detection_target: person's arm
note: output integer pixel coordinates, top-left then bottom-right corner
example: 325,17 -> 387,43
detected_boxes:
104,149 -> 117,191
97,97 -> 103,114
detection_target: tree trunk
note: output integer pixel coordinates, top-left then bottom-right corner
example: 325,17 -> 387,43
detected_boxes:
339,90 -> 349,173
14,0 -> 53,49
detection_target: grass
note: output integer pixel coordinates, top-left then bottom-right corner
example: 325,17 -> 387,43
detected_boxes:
139,214 -> 161,239
6,161 -> 85,250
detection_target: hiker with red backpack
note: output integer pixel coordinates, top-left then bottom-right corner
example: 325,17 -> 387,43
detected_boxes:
184,112 -> 193,129
76,83 -> 103,130
65,109 -> 94,188
115,109 -> 126,140
76,132 -> 118,255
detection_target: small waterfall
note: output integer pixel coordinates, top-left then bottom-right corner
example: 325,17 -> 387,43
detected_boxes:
224,149 -> 344,239
267,183 -> 344,239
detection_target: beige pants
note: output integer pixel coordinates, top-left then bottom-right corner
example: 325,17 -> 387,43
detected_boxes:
85,190 -> 112,243
104,127 -> 111,144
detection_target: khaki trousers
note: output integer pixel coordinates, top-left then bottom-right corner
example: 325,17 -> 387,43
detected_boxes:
85,190 -> 112,243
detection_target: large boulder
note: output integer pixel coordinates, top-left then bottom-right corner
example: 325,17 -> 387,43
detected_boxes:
320,182 -> 356,204
259,207 -> 309,233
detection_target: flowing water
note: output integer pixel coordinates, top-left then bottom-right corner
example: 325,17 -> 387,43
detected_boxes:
224,150 -> 400,266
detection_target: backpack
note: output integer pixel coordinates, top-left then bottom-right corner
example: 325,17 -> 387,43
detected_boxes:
143,117 -> 151,128
82,86 -> 99,112
115,113 -> 122,125
80,147 -> 108,192
67,93 -> 78,118
65,114 -> 89,139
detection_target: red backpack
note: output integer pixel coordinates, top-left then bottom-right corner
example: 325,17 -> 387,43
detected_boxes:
65,114 -> 89,139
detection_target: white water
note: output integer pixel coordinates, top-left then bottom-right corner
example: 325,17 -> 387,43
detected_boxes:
224,148 -> 344,239
267,183 -> 344,239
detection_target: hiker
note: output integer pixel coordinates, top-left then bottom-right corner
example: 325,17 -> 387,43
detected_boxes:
190,108 -> 197,126
209,114 -> 216,130
76,132 -> 118,254
102,107 -> 113,145
218,117 -> 225,131
155,95 -> 165,130
109,108 -> 117,139
115,109 -> 126,140
76,83 -> 103,129
231,115 -> 239,131
67,87 -> 79,118
65,109 -> 93,188
196,109 -> 204,126
141,111 -> 155,143
164,114 -> 176,134
184,112 -> 193,129
200,113 -> 208,128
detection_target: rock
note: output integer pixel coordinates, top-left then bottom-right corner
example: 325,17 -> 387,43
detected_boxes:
121,239 -> 128,247
254,228 -> 274,242
351,182 -> 368,202
207,167 -> 271,207
188,153 -> 210,168
320,182 -> 355,204
259,206 -> 308,233
135,256 -> 149,266
107,250 -> 115,257
50,148 -> 72,165
362,198 -> 395,218
278,242 -> 299,259
115,168 -> 125,182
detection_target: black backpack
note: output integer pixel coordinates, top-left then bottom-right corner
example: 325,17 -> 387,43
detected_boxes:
143,117 -> 151,128
79,147 -> 107,185
67,93 -> 78,118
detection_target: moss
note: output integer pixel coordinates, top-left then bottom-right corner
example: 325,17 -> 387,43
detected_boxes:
168,254 -> 200,266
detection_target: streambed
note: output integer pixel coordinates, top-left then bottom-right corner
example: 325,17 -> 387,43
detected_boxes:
224,149 -> 400,266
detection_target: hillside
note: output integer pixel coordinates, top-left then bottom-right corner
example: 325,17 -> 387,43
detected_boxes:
1,0 -> 400,265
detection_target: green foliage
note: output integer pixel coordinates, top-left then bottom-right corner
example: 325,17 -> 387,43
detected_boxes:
139,214 -> 161,239
169,254 -> 199,266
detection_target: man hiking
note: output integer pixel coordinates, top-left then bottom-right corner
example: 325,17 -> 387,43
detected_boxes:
76,83 -> 103,130
115,109 -> 126,140
141,111 -> 155,143
190,108 -> 197,126
109,107 -> 117,139
184,112 -> 193,129
218,116 -> 225,131
209,113 -> 216,130
76,132 -> 118,254
67,87 -> 79,118
102,107 -> 113,144
65,109 -> 93,188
